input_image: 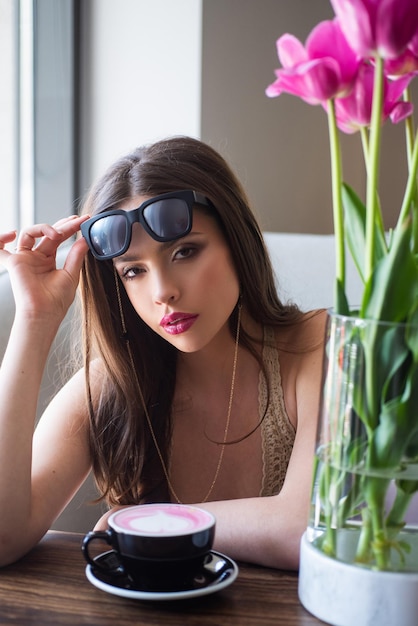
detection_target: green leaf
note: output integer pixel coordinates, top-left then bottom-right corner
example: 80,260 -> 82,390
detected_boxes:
342,183 -> 387,284
361,220 -> 418,322
396,479 -> 418,496
370,363 -> 418,468
406,301 -> 418,362
339,329 -> 374,432
377,326 -> 410,402
335,278 -> 350,315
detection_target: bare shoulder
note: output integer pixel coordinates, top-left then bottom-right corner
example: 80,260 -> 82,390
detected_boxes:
275,309 -> 327,365
291,309 -> 327,375
275,309 -> 327,427
284,308 -> 327,351
60,359 -> 106,413
39,357 -> 107,430
38,367 -> 89,432
294,310 -> 327,426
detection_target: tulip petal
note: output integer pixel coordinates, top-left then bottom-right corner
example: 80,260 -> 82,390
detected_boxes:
410,33 -> 418,57
385,49 -> 418,77
389,101 -> 414,124
266,20 -> 361,106
377,0 -> 418,58
307,19 -> 360,91
331,0 -> 418,59
335,63 -> 375,130
386,74 -> 414,102
330,0 -> 376,57
332,61 -> 414,133
266,58 -> 342,104
276,34 -> 308,68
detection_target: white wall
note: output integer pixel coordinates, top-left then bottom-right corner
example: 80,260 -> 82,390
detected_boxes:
79,0 -> 202,194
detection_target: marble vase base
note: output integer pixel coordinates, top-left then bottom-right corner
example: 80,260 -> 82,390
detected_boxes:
298,531 -> 418,626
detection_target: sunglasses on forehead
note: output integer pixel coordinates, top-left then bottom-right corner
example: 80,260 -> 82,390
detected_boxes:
81,190 -> 211,260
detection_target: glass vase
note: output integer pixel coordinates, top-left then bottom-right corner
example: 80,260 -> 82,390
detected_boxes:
299,311 -> 418,626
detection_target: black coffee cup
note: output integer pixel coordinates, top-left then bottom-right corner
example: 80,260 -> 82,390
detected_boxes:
82,503 -> 216,591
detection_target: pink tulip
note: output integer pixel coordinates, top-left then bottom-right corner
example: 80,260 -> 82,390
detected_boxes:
266,19 -> 359,105
330,62 -> 413,133
410,32 -> 418,58
330,0 -> 418,59
385,34 -> 418,76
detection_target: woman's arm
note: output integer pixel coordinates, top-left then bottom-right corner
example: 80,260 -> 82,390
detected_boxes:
201,312 -> 326,570
0,218 -> 91,565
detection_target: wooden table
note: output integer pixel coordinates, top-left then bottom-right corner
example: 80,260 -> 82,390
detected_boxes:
0,531 -> 326,625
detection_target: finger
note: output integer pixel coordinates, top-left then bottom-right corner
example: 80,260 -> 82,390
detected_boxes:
16,224 -> 64,253
37,215 -> 90,253
17,216 -> 89,257
62,237 -> 89,284
0,231 -> 17,265
51,214 -> 88,232
0,231 -> 17,249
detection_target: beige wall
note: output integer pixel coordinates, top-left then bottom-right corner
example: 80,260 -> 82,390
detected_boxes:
201,0 -> 335,233
201,0 -> 410,233
80,0 -> 411,234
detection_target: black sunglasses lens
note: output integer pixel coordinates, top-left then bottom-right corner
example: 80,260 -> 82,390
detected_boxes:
86,197 -> 192,258
89,214 -> 129,257
143,199 -> 190,240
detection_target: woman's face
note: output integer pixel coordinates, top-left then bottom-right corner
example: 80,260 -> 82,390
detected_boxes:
113,197 -> 240,353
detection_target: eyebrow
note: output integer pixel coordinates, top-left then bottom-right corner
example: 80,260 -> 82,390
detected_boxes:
113,231 -> 205,265
114,241 -> 174,264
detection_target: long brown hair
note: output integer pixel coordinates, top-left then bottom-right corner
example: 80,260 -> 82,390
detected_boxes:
79,136 -> 304,505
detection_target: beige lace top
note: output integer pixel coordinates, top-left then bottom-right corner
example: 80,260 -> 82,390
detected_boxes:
259,326 -> 296,496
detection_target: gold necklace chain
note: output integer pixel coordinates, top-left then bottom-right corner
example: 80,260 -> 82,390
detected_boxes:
114,268 -> 241,504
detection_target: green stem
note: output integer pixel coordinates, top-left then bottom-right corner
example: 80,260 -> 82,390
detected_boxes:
404,87 -> 415,166
360,126 -> 369,165
366,476 -> 391,569
365,56 -> 384,283
327,99 -> 346,311
400,87 -> 418,253
363,328 -> 379,430
361,127 -> 386,240
386,492 -> 413,532
319,458 -> 337,556
397,127 -> 418,227
356,507 -> 373,563
387,480 -> 418,531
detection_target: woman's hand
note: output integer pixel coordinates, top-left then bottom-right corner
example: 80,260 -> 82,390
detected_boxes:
0,215 -> 89,322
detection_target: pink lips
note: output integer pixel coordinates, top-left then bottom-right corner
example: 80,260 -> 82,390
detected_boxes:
160,312 -> 198,335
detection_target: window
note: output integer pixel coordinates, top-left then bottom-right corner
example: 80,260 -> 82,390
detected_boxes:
0,0 -> 77,234
0,0 -> 18,231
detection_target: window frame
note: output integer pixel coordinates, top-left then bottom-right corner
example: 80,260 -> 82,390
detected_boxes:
18,0 -> 79,229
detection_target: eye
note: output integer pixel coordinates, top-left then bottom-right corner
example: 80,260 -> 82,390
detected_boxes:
173,245 -> 199,260
121,265 -> 145,280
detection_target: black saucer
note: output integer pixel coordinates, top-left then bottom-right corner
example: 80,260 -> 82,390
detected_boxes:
85,550 -> 239,601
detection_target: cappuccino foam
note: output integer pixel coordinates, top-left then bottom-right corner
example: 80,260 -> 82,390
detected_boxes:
112,504 -> 214,536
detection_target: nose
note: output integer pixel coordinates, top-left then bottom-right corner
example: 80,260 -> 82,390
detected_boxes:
152,269 -> 180,305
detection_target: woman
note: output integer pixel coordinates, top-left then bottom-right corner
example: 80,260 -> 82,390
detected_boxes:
0,136 -> 325,569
